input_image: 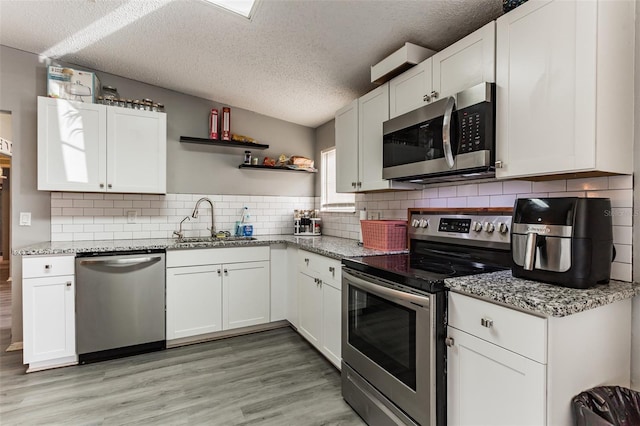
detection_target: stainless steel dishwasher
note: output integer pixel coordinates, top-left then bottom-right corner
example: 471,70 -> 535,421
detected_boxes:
75,250 -> 166,363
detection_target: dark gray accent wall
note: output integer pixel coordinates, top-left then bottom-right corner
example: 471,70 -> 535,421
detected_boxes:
314,119 -> 335,196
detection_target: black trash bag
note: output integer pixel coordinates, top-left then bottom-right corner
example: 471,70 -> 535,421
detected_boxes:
572,386 -> 640,426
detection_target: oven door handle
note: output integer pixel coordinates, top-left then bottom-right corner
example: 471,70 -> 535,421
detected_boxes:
343,270 -> 430,308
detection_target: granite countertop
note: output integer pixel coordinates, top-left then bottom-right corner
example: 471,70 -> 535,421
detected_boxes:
445,270 -> 640,317
12,235 -> 407,260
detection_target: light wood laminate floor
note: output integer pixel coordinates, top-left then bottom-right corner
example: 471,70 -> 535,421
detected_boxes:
0,323 -> 365,425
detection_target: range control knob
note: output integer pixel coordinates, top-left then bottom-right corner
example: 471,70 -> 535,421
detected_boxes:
498,222 -> 509,234
484,222 -> 496,233
472,221 -> 483,232
412,219 -> 421,228
419,219 -> 429,228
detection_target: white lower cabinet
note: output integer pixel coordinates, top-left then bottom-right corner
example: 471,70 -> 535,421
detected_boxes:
447,292 -> 632,425
166,265 -> 223,340
447,326 -> 546,426
22,255 -> 77,371
166,247 -> 270,343
297,250 -> 342,369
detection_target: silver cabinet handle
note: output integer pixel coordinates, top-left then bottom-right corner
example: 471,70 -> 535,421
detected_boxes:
224,269 -> 228,275
329,266 -> 335,276
304,258 -> 309,265
445,337 -> 455,347
481,318 -> 494,328
423,94 -> 431,102
495,160 -> 503,169
217,269 -> 221,276
430,90 -> 439,100
80,256 -> 161,267
66,281 -> 72,287
351,182 -> 356,188
107,184 -> 112,189
442,96 -> 456,169
357,182 -> 362,188
44,264 -> 52,270
99,183 -> 105,188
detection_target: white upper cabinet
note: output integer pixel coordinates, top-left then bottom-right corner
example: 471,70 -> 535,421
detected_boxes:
335,84 -> 418,193
335,99 -> 359,193
37,96 -> 167,193
495,0 -> 634,179
432,21 -> 496,99
388,58 -> 433,119
37,97 -> 107,192
106,107 -> 167,194
389,22 -> 495,120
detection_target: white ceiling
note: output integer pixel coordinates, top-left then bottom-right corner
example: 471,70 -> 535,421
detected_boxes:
0,0 -> 503,128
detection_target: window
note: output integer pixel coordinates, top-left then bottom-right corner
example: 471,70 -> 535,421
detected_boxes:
321,147 -> 355,212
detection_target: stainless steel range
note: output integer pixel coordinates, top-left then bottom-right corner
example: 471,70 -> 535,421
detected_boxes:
341,210 -> 512,426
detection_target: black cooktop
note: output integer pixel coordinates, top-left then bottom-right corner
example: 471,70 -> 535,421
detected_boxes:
342,240 -> 511,294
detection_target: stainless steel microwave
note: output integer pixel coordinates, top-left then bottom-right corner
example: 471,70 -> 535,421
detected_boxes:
382,82 -> 496,184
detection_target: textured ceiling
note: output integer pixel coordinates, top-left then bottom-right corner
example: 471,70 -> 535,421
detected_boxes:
0,0 -> 503,128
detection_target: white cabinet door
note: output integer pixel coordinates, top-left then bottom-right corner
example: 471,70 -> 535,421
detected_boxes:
335,99 -> 359,193
106,107 -> 167,194
432,21 -> 495,99
222,261 -> 270,330
358,83 -> 390,192
297,272 -> 322,349
447,327 -> 546,426
166,265 -> 223,340
388,58 -> 433,119
23,275 -> 75,363
321,282 -> 341,369
37,97 -> 107,192
495,0 -> 597,178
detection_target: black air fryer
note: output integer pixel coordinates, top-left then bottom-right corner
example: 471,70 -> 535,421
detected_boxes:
511,197 -> 614,289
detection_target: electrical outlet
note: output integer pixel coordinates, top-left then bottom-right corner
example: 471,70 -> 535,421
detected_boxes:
19,212 -> 31,226
367,211 -> 380,220
127,210 -> 137,224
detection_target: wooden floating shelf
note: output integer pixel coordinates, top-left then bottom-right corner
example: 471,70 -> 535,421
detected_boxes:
238,164 -> 317,173
180,136 -> 269,150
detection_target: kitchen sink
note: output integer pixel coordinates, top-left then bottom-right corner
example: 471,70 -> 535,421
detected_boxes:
175,236 -> 257,244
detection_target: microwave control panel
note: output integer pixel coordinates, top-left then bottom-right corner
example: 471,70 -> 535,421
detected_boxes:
458,102 -> 492,154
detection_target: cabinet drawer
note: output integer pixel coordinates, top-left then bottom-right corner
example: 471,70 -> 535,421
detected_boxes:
23,255 -> 75,278
448,292 -> 547,363
167,246 -> 269,268
298,250 -> 342,288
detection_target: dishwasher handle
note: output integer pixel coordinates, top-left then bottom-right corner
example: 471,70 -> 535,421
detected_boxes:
79,256 -> 162,267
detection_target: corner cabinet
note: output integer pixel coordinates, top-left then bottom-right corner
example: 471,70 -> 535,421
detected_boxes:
447,292 -> 632,425
335,84 -> 418,193
388,21 -> 495,119
22,254 -> 77,372
495,0 -> 634,179
37,96 -> 167,194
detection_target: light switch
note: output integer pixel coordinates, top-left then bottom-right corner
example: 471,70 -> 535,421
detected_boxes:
19,212 -> 31,226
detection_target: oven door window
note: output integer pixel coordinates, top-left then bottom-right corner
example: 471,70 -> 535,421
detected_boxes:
348,286 -> 417,390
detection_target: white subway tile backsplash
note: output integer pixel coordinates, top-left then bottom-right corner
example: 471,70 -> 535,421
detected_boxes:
608,175 -> 633,190
586,189 -> 633,208
611,208 -> 633,227
438,186 -> 457,198
566,177 -> 609,192
104,194 -> 124,200
62,208 -> 84,216
51,192 -> 63,199
94,200 -> 114,208
124,194 -> 143,200
502,180 -> 532,194
94,232 -> 114,240
490,194 -> 517,208
447,197 -> 467,208
456,184 -> 478,197
478,182 -> 503,196
613,226 -> 633,245
611,261 -> 632,282
62,193 -> 84,199
466,196 -> 491,208
84,208 -> 105,216
72,200 -> 94,208
614,244 -> 632,264
532,180 -> 566,193
51,199 -> 73,208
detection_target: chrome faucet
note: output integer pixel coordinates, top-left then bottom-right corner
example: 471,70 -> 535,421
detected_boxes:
173,216 -> 190,240
191,197 -> 215,237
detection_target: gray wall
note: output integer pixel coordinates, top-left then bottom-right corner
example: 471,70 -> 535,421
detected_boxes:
314,119 -> 336,196
632,2 -> 640,391
0,44 -> 316,344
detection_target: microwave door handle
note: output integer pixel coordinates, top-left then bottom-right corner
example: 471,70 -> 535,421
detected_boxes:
442,97 -> 456,169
